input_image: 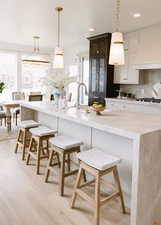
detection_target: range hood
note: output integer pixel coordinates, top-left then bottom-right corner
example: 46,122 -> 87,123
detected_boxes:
134,63 -> 161,70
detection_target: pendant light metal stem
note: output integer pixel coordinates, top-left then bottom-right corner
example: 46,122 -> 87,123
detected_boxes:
116,0 -> 120,32
55,7 -> 63,48
109,0 -> 125,65
54,7 -> 64,69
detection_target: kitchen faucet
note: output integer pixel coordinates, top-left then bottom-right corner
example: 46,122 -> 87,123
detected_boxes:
76,83 -> 88,109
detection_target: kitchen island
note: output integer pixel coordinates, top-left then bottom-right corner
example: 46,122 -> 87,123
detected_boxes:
20,101 -> 161,225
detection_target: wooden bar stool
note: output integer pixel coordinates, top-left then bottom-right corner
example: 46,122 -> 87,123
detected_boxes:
26,126 -> 57,175
15,120 -> 40,160
152,218 -> 161,225
45,135 -> 85,196
71,148 -> 126,225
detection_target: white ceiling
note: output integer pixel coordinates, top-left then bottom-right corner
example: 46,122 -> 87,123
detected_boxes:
1,0 -> 161,52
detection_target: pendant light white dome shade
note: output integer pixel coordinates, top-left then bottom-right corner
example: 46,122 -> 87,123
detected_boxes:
53,47 -> 64,69
109,32 -> 124,65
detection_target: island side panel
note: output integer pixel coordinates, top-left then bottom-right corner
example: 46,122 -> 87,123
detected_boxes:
36,112 -> 58,131
92,128 -> 133,209
58,118 -> 92,150
131,130 -> 161,225
20,106 -> 36,121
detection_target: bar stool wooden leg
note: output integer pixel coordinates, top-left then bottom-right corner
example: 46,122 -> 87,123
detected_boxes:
56,152 -> 61,168
113,166 -> 126,214
45,150 -> 55,182
36,138 -> 41,175
71,166 -> 83,208
15,129 -> 21,153
67,154 -> 71,172
95,172 -> 101,225
26,138 -> 34,165
22,129 -> 27,160
60,153 -> 65,196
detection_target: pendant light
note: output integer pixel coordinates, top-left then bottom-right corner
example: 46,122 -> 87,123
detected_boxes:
53,7 -> 64,69
22,36 -> 50,65
109,0 -> 125,65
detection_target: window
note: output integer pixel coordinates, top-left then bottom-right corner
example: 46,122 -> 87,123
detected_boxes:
21,55 -> 50,92
0,52 -> 17,99
68,64 -> 78,104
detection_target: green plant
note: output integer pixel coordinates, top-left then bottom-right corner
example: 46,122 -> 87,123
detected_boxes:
0,82 -> 5,93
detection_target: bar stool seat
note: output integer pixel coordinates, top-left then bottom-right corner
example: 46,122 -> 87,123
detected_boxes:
19,120 -> 40,129
30,126 -> 57,136
0,111 -> 6,116
26,126 -> 57,175
15,120 -> 40,160
71,148 -> 126,225
77,148 -> 121,170
45,135 -> 85,196
49,135 -> 83,150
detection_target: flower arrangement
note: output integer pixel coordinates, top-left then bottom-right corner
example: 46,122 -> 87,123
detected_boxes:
40,72 -> 77,93
0,81 -> 5,93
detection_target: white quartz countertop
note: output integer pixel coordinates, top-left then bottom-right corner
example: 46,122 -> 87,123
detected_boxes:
105,98 -> 161,107
21,101 -> 161,139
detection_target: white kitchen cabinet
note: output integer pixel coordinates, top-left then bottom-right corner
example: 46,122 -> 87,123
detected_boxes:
114,32 -> 140,84
114,62 -> 139,84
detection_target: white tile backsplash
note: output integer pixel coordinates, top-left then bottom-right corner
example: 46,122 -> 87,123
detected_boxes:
120,69 -> 161,98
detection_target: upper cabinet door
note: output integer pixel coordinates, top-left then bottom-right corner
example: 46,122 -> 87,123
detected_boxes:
114,34 -> 140,84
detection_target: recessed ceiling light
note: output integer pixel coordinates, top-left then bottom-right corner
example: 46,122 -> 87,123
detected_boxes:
89,28 -> 95,32
133,13 -> 141,18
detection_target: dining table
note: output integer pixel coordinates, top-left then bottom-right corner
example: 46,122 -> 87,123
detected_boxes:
0,100 -> 23,132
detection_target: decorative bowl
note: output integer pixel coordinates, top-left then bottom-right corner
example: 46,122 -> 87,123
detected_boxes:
91,105 -> 105,115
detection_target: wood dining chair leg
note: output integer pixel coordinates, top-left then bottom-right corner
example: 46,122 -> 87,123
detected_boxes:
71,166 -> 83,208
113,166 -> 126,214
95,172 -> 101,225
60,153 -> 65,196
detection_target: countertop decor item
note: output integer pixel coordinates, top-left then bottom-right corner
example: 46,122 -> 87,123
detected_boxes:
41,72 -> 77,107
109,0 -> 125,65
53,7 -> 64,69
91,104 -> 105,115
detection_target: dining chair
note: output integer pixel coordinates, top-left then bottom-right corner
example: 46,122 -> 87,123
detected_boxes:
12,92 -> 25,125
0,105 -> 6,127
28,94 -> 43,101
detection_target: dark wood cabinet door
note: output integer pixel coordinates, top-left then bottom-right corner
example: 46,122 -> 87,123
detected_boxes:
88,33 -> 118,106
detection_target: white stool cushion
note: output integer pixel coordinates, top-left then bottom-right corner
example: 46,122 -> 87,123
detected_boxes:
19,120 -> 40,129
30,126 -> 57,137
77,148 -> 121,171
49,135 -> 83,150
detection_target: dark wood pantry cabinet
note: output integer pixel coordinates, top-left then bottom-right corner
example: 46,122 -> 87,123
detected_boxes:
88,33 -> 119,106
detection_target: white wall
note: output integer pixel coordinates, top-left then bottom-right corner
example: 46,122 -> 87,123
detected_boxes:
124,23 -> 161,65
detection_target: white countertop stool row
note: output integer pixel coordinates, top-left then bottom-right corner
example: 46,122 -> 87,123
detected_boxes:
71,148 -> 126,225
15,120 -> 40,160
26,125 -> 57,175
45,135 -> 86,196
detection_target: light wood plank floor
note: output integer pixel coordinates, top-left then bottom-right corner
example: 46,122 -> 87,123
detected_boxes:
0,139 -> 130,225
